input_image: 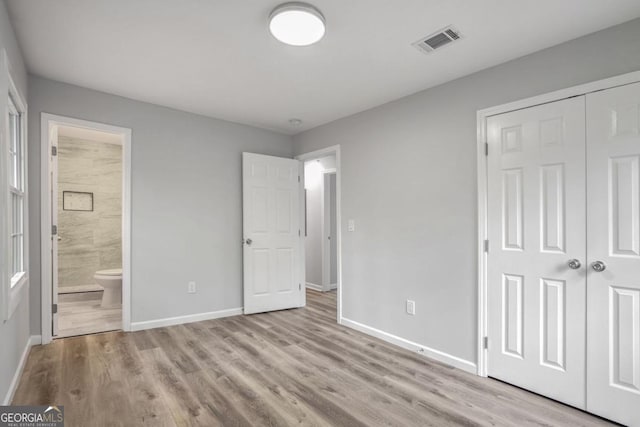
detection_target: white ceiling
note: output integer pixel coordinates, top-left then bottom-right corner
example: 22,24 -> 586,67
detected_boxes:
7,1 -> 640,134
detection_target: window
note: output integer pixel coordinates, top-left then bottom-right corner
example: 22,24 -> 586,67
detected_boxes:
7,92 -> 25,287
1,51 -> 28,320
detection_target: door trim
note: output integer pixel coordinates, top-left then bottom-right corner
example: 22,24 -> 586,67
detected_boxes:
476,70 -> 640,377
40,113 -> 132,344
295,145 -> 342,323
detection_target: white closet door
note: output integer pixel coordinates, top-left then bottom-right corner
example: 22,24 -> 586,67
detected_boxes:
242,152 -> 302,314
487,96 -> 587,408
586,82 -> 640,427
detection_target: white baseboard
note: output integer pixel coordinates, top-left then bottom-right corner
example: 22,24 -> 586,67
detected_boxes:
340,317 -> 477,374
305,282 -> 324,292
131,307 -> 243,331
307,282 -> 337,292
3,335 -> 40,405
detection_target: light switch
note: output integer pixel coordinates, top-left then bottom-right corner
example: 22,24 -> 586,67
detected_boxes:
348,219 -> 355,232
406,300 -> 416,315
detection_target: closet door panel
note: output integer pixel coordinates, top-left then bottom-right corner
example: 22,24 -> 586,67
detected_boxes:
486,96 -> 587,409
586,81 -> 640,427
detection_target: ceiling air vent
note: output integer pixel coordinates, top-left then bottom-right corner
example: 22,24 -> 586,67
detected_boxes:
413,26 -> 462,54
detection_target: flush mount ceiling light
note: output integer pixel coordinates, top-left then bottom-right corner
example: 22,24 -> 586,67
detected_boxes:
269,2 -> 325,46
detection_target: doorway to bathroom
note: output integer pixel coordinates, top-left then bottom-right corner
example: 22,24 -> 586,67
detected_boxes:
40,114 -> 132,343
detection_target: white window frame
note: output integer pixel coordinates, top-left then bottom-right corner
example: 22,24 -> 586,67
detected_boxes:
8,94 -> 25,285
1,49 -> 29,320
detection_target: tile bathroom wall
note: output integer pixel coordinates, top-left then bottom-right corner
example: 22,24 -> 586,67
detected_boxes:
57,136 -> 122,289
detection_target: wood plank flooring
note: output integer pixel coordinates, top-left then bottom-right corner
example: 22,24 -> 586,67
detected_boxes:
57,291 -> 122,338
14,290 -> 612,426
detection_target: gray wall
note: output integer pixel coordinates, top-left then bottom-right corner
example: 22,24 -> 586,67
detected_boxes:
0,0 -> 29,403
293,18 -> 640,364
28,77 -> 293,330
57,137 -> 122,289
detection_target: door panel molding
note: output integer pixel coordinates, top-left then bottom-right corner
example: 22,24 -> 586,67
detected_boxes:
502,274 -> 524,358
540,164 -> 566,254
540,278 -> 566,371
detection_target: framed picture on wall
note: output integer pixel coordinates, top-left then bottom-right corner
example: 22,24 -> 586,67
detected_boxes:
63,191 -> 94,211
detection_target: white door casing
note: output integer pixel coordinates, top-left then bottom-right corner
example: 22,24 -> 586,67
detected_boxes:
487,96 -> 587,408
586,82 -> 640,427
40,114 -> 132,344
50,124 -> 59,337
243,152 -> 302,314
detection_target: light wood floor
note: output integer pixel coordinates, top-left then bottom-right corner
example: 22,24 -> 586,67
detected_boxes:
15,290 -> 612,426
57,291 -> 121,338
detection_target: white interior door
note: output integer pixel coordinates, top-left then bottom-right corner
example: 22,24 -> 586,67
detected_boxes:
50,125 -> 59,336
487,96 -> 587,408
243,152 -> 302,314
586,82 -> 640,427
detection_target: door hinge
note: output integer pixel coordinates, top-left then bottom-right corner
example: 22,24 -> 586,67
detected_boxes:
298,175 -> 301,183
52,225 -> 58,236
484,239 -> 489,252
484,142 -> 489,156
52,303 -> 58,314
483,336 -> 489,350
51,146 -> 57,156
299,283 -> 301,290
298,229 -> 301,237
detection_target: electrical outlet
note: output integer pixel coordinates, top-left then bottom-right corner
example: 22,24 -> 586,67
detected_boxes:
406,300 -> 415,315
348,219 -> 355,232
188,281 -> 197,294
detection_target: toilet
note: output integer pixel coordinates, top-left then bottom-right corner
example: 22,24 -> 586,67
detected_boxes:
94,268 -> 122,308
